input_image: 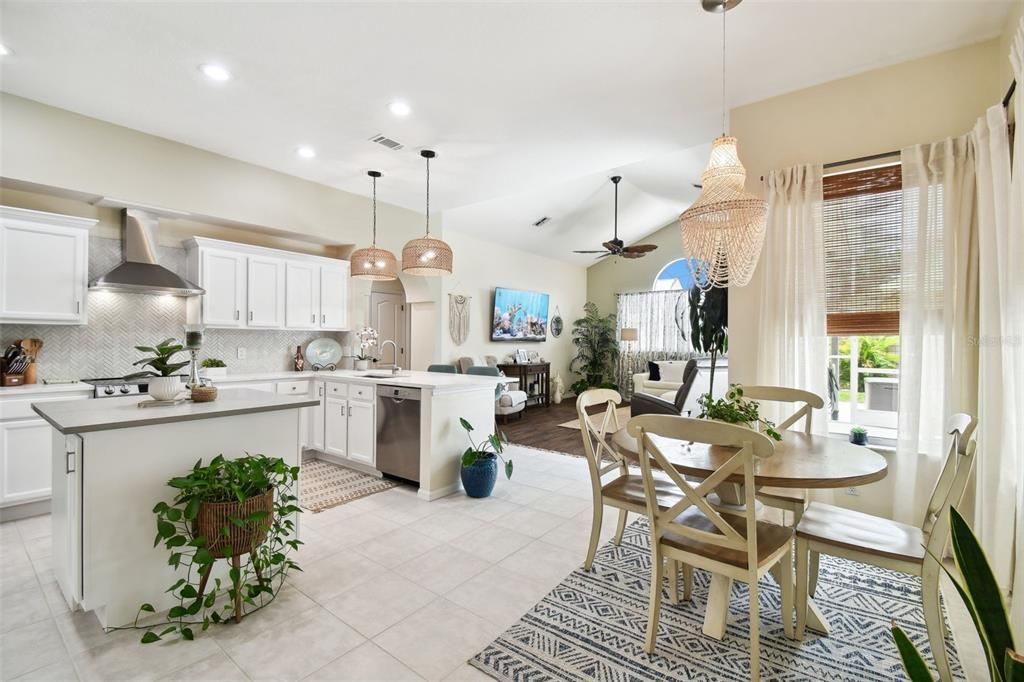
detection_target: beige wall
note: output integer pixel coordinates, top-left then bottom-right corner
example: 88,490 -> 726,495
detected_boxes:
728,38 -> 1001,385
439,228 -> 588,388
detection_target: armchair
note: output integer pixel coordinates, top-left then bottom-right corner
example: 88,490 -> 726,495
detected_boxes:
630,359 -> 698,417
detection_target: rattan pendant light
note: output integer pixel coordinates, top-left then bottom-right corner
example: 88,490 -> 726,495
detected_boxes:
402,150 -> 453,276
351,171 -> 399,281
680,0 -> 767,291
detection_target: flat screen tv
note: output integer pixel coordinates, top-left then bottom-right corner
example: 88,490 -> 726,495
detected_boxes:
492,287 -> 550,342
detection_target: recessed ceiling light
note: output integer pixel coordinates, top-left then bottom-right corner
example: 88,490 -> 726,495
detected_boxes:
296,146 -> 316,159
199,63 -> 231,82
388,101 -> 412,117
0,44 -> 11,57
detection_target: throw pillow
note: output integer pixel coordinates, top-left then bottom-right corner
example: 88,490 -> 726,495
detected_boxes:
647,361 -> 661,381
659,362 -> 687,383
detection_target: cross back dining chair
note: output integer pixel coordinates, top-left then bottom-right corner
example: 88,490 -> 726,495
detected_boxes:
741,385 -> 825,525
629,415 -> 794,681
794,413 -> 977,682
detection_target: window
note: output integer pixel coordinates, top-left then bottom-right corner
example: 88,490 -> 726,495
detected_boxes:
652,258 -> 702,291
823,165 -> 903,441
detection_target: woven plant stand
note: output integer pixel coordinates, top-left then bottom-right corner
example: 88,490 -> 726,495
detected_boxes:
193,488 -> 274,623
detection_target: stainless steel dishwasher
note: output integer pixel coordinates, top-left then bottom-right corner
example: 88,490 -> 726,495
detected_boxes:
375,385 -> 421,482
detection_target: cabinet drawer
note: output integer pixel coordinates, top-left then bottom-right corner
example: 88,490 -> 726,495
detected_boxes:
324,382 -> 348,397
349,384 -> 374,402
1,394 -> 89,421
276,380 -> 311,396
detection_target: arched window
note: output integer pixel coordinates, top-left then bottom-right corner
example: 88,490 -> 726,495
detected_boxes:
652,258 -> 701,291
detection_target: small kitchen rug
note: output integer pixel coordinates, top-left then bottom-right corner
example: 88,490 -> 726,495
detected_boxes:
556,406 -> 630,431
469,518 -> 964,682
299,459 -> 399,513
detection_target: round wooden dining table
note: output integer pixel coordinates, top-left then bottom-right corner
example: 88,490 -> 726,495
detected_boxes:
611,426 -> 889,638
611,428 -> 889,491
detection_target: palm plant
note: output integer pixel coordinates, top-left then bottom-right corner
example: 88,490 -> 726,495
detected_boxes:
570,302 -> 618,395
684,285 -> 728,396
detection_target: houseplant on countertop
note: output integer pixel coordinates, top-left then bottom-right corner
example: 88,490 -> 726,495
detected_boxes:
134,454 -> 302,643
459,417 -> 513,498
200,357 -> 228,378
125,338 -> 190,400
354,327 -> 378,371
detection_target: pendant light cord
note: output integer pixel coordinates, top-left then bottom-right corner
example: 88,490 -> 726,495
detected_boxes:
721,3 -> 727,136
371,174 -> 377,247
614,181 -> 619,240
425,155 -> 431,236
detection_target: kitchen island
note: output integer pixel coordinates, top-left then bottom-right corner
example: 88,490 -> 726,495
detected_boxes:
33,389 -> 317,628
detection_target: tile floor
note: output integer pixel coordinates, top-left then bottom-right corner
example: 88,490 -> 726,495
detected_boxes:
0,443 -> 988,681
0,445 -> 622,682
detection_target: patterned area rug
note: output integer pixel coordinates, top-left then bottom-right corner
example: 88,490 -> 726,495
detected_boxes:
557,406 -> 631,431
299,458 -> 398,513
471,519 -> 963,681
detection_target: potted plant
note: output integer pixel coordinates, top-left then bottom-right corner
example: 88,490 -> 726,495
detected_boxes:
125,338 -> 189,400
200,357 -> 228,378
135,454 -> 301,642
684,284 -> 728,397
354,327 -> 378,371
698,384 -> 782,441
849,425 -> 869,446
892,507 -> 1023,681
570,302 -> 619,396
459,418 -> 513,498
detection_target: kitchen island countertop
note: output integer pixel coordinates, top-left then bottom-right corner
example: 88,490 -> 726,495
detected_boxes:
205,368 -> 506,394
32,389 -> 318,435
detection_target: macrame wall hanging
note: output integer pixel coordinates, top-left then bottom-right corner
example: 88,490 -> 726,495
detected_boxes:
449,294 -> 471,345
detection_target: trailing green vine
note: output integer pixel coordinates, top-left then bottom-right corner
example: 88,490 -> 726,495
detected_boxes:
698,384 -> 782,441
132,454 -> 302,643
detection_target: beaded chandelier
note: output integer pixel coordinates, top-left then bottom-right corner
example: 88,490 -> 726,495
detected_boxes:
351,171 -> 399,281
402,150 -> 453,276
680,0 -> 766,291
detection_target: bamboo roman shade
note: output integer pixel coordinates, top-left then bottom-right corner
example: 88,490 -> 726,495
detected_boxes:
822,164 -> 902,335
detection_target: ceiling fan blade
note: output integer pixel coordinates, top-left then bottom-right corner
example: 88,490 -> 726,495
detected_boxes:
595,252 -> 613,259
623,244 -> 658,253
573,249 -> 609,254
621,251 -> 646,259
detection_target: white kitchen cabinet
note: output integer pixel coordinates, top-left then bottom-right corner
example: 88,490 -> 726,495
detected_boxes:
186,238 -> 349,331
323,395 -> 349,458
319,262 -> 349,331
275,380 -> 311,450
198,248 -> 246,327
310,381 -> 326,451
52,432 -> 82,607
247,256 -> 286,328
285,262 -> 320,329
346,400 -> 375,466
0,206 -> 94,325
0,420 -> 54,506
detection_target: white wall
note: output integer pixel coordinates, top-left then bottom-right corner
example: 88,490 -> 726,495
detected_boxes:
439,228 -> 587,387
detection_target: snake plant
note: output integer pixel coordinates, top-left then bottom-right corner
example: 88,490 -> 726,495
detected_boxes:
892,507 -> 1022,681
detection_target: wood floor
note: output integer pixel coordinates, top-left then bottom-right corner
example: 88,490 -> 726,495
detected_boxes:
499,400 -> 626,458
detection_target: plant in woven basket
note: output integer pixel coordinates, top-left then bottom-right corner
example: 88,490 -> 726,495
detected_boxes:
697,384 -> 781,441
134,454 -> 302,643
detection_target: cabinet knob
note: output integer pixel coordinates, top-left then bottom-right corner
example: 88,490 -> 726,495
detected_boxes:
249,311 -> 254,321
235,310 -> 240,320
65,451 -> 76,474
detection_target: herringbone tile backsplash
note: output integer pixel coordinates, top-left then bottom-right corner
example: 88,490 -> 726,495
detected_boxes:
1,237 -> 348,380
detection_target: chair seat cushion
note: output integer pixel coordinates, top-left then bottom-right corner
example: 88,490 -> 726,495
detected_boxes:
661,507 -> 794,569
758,486 -> 807,507
643,380 -> 683,391
601,473 -> 684,511
498,390 -> 528,407
796,502 -> 925,562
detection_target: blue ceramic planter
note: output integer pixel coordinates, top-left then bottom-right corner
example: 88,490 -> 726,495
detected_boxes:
461,456 -> 498,498
850,431 -> 869,446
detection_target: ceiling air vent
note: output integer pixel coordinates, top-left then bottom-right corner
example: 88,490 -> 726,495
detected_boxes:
532,216 -> 551,228
369,134 -> 404,151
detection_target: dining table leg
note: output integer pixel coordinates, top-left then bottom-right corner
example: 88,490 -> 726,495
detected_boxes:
702,573 -> 733,639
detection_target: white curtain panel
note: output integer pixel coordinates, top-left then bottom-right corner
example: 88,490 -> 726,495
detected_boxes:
615,291 -> 695,395
757,165 -> 828,433
972,103 -> 1019,598
1008,15 -> 1024,638
895,136 -> 977,526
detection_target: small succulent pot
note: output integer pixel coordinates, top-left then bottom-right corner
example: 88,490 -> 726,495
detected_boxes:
355,360 -> 370,371
147,376 -> 183,401
849,427 -> 869,446
461,455 -> 498,498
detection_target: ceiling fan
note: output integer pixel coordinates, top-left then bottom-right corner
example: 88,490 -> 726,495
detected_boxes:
573,176 -> 658,260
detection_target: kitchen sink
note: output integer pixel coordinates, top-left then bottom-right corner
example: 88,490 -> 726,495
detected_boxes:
360,372 -> 412,378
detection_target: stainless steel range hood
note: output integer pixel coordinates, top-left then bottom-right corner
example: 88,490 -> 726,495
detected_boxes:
89,209 -> 204,296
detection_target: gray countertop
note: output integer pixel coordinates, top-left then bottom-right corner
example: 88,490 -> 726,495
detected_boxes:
32,389 -> 319,435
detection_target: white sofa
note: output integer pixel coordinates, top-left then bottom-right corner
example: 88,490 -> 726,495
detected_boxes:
632,359 -> 701,396
632,359 -> 729,413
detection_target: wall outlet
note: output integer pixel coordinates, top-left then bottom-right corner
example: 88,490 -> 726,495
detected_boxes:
845,486 -> 860,496
236,347 -> 247,360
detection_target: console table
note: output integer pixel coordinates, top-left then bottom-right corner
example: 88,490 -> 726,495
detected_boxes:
497,362 -> 550,409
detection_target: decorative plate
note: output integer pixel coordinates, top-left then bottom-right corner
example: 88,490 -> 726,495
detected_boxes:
550,315 -> 564,338
305,338 -> 343,367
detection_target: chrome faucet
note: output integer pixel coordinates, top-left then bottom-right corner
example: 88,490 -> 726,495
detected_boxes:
379,340 -> 401,375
